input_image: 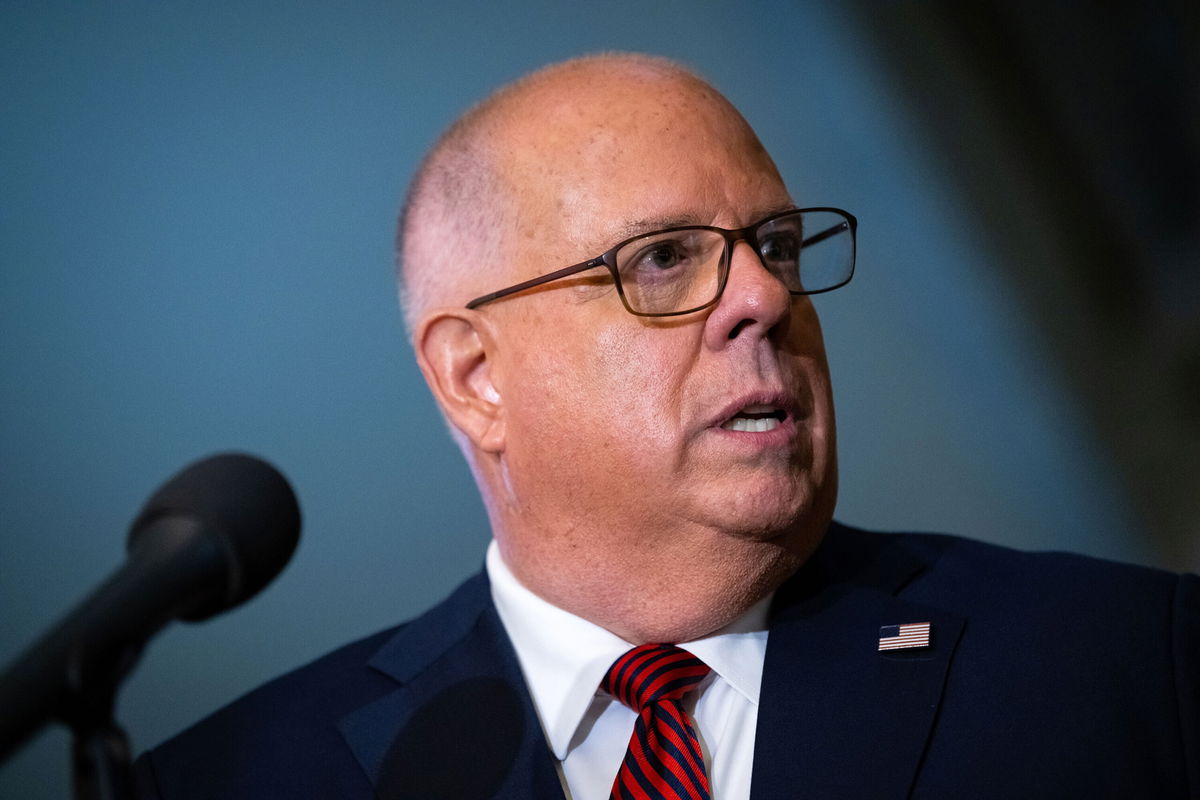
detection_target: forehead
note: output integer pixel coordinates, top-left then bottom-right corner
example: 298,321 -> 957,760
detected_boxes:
499,70 -> 790,260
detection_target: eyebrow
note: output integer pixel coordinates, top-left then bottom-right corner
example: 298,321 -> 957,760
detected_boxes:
612,215 -> 701,241
607,204 -> 800,246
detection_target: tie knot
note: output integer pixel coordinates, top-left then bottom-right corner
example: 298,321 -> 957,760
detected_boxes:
601,644 -> 711,713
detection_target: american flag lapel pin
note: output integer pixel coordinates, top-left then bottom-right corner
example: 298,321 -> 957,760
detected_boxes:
878,622 -> 933,652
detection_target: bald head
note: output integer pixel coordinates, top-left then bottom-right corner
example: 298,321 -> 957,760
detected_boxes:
396,53 -> 768,335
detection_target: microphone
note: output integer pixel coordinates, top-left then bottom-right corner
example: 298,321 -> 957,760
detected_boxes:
0,453 -> 301,761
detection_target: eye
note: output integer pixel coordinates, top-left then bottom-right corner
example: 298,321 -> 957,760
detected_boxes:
759,232 -> 800,265
642,242 -> 684,271
622,233 -> 703,276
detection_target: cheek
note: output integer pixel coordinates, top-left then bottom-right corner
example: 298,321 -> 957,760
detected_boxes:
499,322 -> 690,524
590,323 -> 687,431
523,321 -> 688,473
592,325 -> 656,384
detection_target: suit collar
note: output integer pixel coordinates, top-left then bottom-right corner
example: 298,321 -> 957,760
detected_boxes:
337,571 -> 564,799
750,523 -> 966,800
365,571 -> 493,684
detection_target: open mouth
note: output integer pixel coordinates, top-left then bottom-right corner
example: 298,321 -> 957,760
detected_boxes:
720,404 -> 787,433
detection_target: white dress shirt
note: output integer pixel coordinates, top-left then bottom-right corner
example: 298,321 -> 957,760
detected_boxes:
486,540 -> 770,800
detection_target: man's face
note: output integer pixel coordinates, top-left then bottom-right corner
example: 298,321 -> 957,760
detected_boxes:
477,73 -> 837,634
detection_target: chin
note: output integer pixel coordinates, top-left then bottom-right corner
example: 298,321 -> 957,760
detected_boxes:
707,473 -> 823,537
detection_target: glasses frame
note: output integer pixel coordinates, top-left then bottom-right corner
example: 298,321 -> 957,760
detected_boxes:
464,207 -> 857,317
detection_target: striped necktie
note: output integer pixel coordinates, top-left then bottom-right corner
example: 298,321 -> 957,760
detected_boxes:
601,643 -> 712,800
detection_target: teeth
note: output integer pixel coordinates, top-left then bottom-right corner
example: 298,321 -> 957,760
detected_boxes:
722,417 -> 780,433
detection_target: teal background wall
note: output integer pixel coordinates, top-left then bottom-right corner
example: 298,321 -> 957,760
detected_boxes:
1,2 -> 1162,796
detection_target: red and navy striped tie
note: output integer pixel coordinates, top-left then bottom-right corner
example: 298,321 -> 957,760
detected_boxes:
601,644 -> 712,800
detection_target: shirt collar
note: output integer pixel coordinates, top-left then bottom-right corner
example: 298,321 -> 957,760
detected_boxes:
486,540 -> 771,760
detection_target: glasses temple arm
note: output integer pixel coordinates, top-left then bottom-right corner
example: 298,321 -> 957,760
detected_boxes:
466,258 -> 607,309
800,222 -> 849,250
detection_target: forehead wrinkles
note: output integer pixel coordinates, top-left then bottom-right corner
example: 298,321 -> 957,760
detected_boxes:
498,82 -> 781,265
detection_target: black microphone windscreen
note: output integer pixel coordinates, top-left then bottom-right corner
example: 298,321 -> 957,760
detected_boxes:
127,453 -> 301,620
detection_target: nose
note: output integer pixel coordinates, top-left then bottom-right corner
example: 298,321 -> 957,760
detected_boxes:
702,239 -> 792,347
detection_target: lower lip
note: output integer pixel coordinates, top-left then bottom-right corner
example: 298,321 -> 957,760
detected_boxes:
709,417 -> 797,447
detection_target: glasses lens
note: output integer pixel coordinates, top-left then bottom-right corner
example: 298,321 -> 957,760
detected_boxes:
759,210 -> 854,295
614,229 -> 726,314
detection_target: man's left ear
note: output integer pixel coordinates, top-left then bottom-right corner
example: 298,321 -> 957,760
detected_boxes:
413,308 -> 506,454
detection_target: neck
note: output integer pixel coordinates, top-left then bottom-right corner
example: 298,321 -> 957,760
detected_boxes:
493,523 -> 808,643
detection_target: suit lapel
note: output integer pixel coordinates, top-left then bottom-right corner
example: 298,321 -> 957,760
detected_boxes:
751,526 -> 965,799
337,572 -> 564,800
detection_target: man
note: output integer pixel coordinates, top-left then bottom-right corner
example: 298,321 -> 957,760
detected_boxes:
134,54 -> 1198,799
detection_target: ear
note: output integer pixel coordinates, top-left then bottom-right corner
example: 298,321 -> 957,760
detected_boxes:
413,309 -> 506,454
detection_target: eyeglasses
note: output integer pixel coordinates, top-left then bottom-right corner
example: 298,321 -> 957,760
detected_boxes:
465,207 -> 856,317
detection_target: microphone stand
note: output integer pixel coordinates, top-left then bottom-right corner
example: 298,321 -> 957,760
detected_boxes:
62,642 -> 142,800
72,719 -> 133,800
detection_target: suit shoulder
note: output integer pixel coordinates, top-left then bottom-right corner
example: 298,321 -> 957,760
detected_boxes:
893,528 -> 1182,598
134,626 -> 400,799
136,571 -> 493,799
827,525 -> 1195,661
822,521 -> 1188,620
187,624 -> 402,730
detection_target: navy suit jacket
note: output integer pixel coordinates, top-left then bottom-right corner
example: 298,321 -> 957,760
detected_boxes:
134,523 -> 1200,798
